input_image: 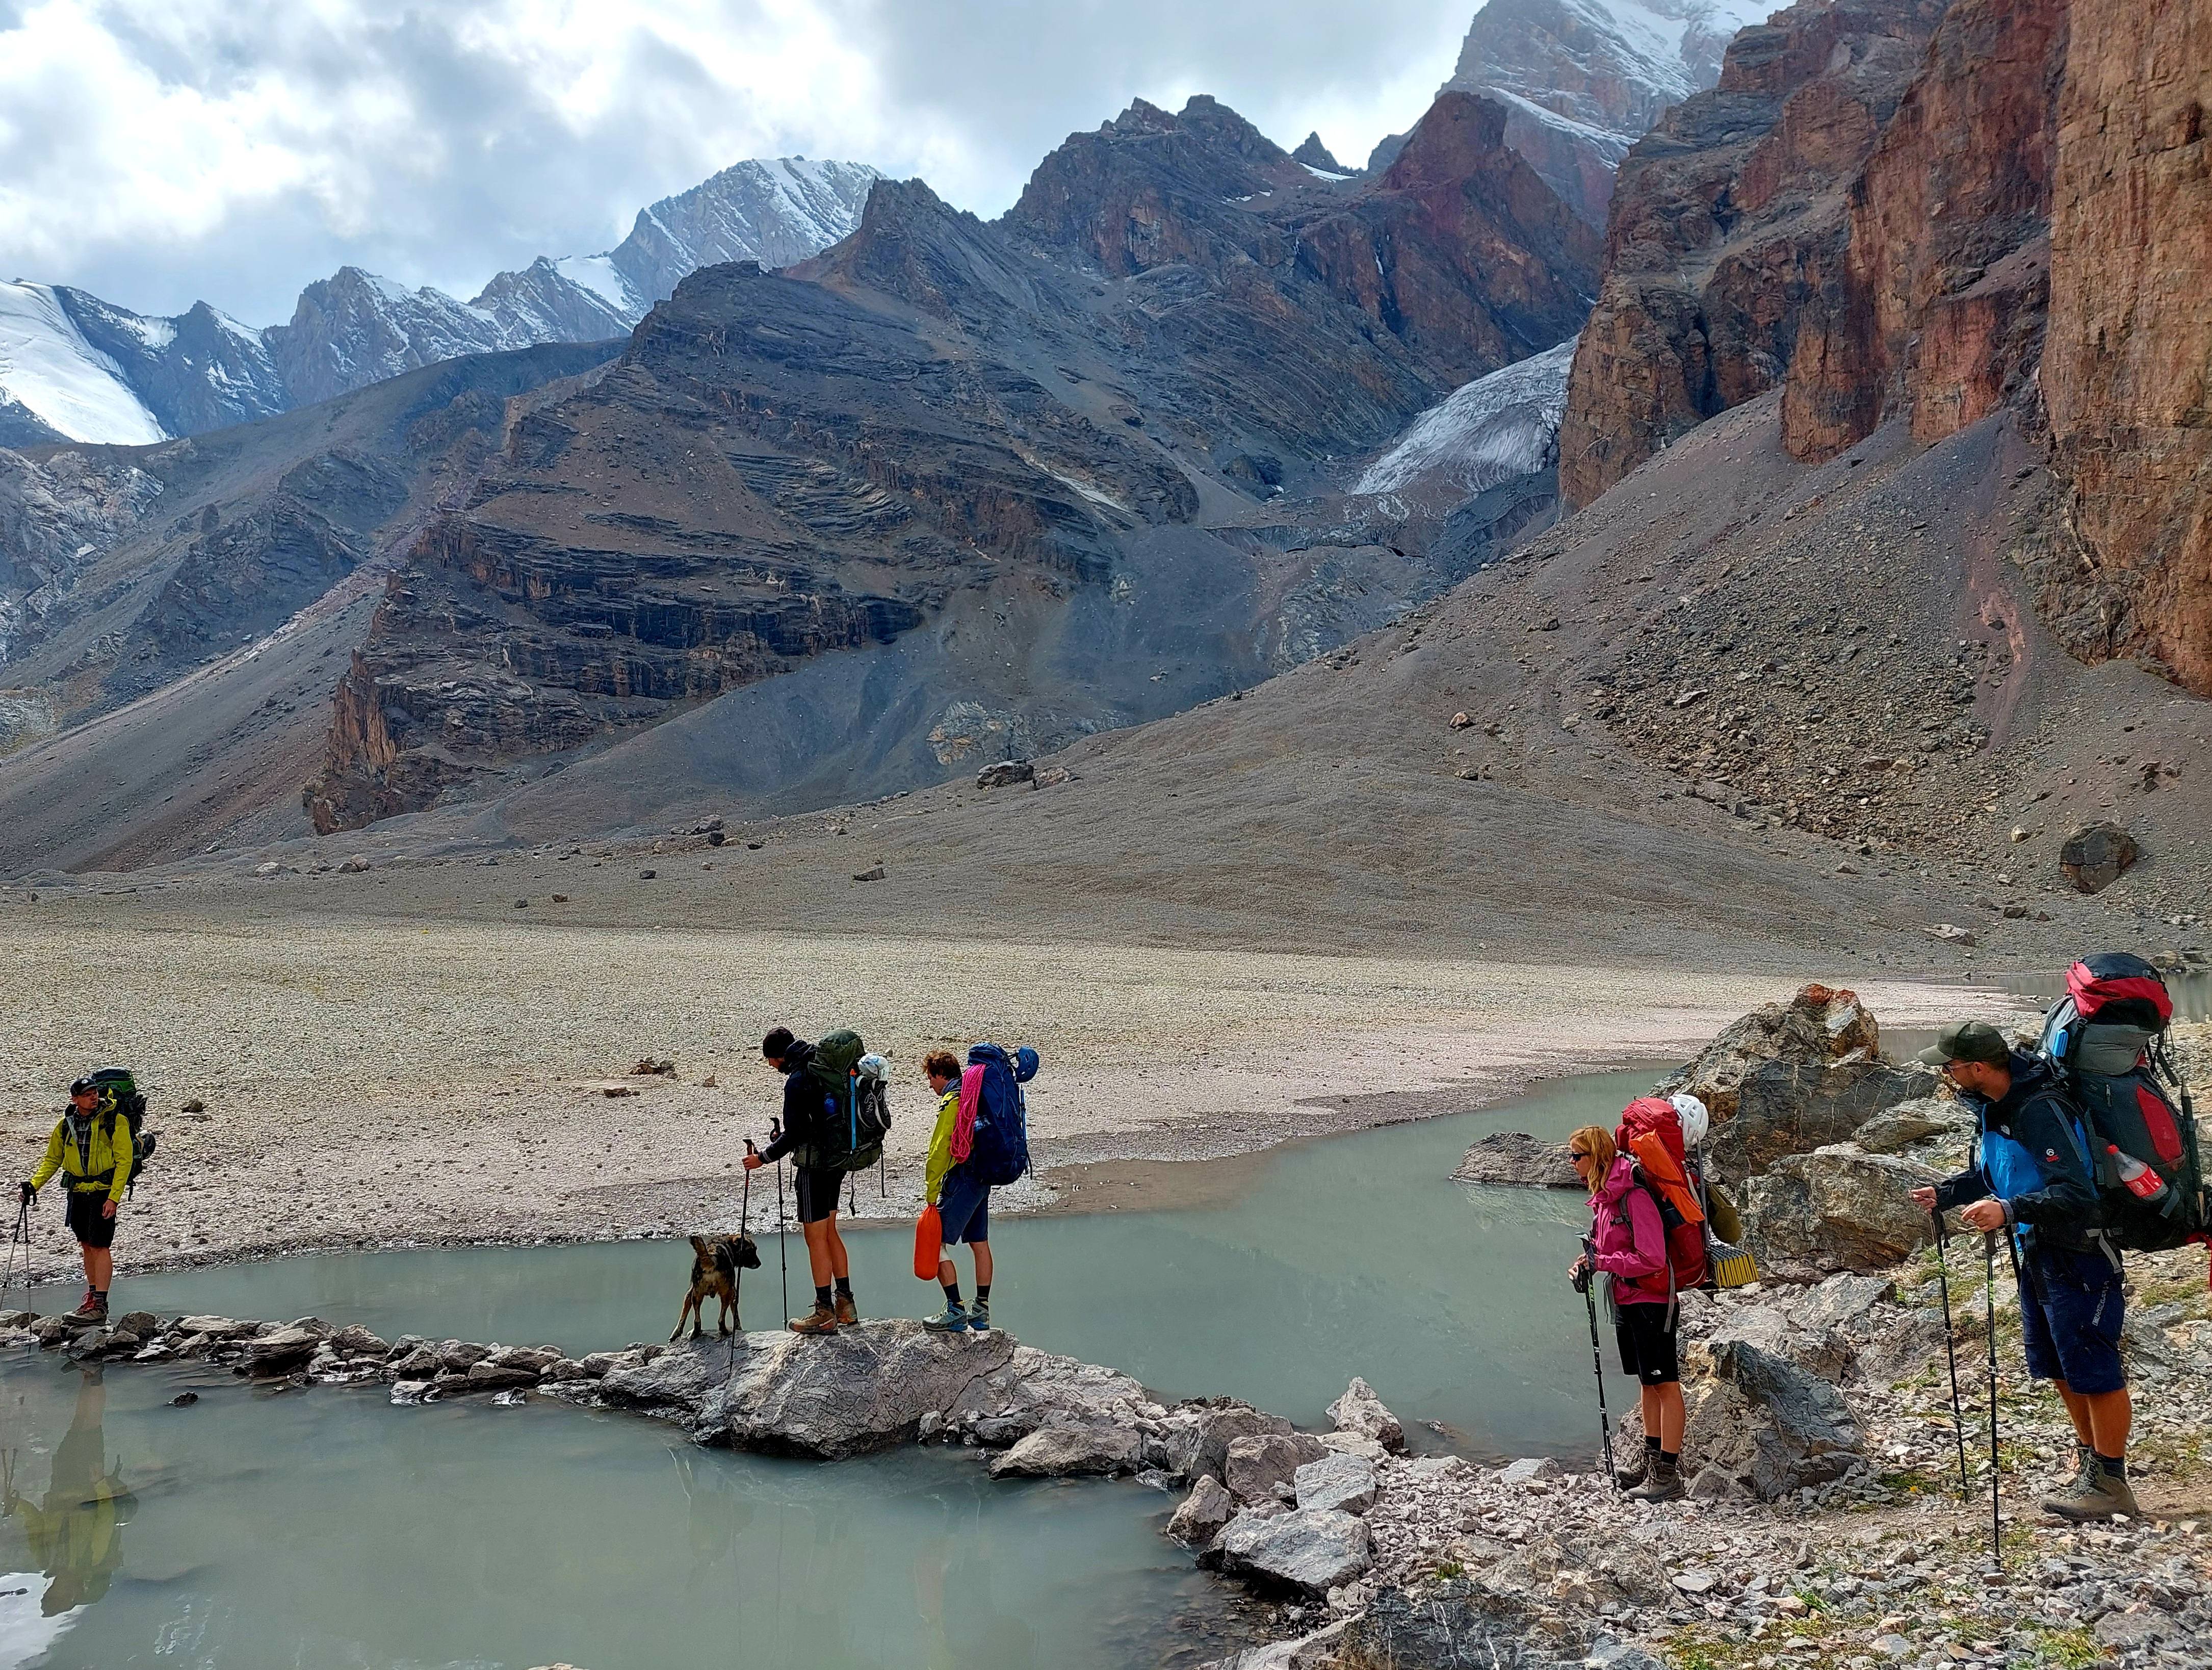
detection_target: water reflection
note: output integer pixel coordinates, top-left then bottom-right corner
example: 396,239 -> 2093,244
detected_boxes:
3,1368 -> 135,1633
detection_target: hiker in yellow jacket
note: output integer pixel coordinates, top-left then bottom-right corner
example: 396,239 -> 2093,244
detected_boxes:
22,1077 -> 135,1323
3,1369 -> 136,1615
919,1050 -> 994,1333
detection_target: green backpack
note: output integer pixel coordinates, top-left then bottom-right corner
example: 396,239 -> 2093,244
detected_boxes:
803,1031 -> 891,1174
85,1067 -> 157,1193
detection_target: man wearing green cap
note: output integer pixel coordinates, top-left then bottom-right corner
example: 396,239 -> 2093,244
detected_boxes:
1908,1019 -> 2130,1519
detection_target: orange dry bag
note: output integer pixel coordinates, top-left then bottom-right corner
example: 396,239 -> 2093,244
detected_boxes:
914,1204 -> 943,1279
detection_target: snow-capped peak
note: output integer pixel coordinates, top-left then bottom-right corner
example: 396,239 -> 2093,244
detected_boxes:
0,281 -> 168,446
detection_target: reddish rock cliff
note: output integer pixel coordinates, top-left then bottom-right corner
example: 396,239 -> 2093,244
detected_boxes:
1557,0 -> 1947,510
2044,0 -> 2212,694
1781,0 -> 2068,461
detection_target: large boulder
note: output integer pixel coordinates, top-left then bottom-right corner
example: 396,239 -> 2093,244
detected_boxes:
1167,1474 -> 1238,1546
1158,1398 -> 1296,1483
1293,1452 -> 1379,1515
1690,1339 -> 1865,1500
1658,985 -> 1935,1183
1741,1145 -> 1942,1274
1451,1132 -> 1580,1190
2060,821 -> 2138,894
1325,1377 -> 1406,1452
1225,1432 -> 1331,1504
598,1342 -> 728,1411
704,1321 -> 1018,1457
1210,1506 -> 1372,1592
988,1419 -> 1144,1478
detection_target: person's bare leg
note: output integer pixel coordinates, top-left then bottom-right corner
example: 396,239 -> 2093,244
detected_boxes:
2082,1386 -> 2131,1457
1653,1382 -> 1685,1452
802,1220 -> 834,1288
825,1215 -> 849,1281
971,1240 -> 993,1289
2052,1380 -> 2097,1447
936,1256 -> 958,1288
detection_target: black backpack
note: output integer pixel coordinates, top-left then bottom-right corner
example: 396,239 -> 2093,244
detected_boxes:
84,1067 -> 157,1194
802,1031 -> 891,1174
2038,955 -> 2207,1251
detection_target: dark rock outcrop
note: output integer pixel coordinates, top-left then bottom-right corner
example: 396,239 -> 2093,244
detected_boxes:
2043,0 -> 2212,695
1780,0 -> 2068,463
1740,1144 -> 1943,1274
1656,984 -> 1932,1183
1558,0 -> 1949,509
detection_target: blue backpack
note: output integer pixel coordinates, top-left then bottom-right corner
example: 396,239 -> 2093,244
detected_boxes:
966,1043 -> 1037,1187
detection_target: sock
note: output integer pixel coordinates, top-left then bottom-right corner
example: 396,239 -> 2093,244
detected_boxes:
943,1283 -> 961,1306
1644,1436 -> 1662,1457
2095,1451 -> 2126,1479
815,1284 -> 832,1308
976,1284 -> 991,1301
1659,1450 -> 1679,1471
834,1275 -> 852,1297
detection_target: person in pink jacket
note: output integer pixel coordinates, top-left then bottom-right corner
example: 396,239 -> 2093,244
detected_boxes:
1567,1123 -> 1688,1501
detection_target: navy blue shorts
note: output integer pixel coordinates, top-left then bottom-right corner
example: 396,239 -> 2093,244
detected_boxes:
2019,1246 -> 2126,1395
938,1168 -> 991,1246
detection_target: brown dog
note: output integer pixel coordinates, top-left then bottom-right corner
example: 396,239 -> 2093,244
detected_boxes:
670,1233 -> 763,1341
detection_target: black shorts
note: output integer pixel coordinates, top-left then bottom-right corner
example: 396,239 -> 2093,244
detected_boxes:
65,1189 -> 118,1250
1615,1300 -> 1679,1385
792,1166 -> 845,1225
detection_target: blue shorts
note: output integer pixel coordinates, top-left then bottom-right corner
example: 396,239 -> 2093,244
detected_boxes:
938,1168 -> 991,1246
2019,1246 -> 2126,1395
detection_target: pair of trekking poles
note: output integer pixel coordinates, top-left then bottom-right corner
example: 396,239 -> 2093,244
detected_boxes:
1572,1212 -> 2003,1558
1934,1211 -> 2005,1560
726,1122 -> 800,1371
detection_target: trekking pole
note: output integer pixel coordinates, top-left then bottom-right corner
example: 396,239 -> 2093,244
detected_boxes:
1983,1229 -> 2002,1563
730,1151 -> 754,1374
1578,1238 -> 1618,1488
2,1191 -> 30,1319
774,1152 -> 790,1327
1931,1211 -> 1971,1497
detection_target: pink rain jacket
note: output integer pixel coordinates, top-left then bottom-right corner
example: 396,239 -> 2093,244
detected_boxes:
1588,1152 -> 1671,1306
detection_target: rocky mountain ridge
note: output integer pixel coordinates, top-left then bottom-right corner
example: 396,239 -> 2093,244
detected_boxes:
300,89 -> 1601,833
0,159 -> 879,447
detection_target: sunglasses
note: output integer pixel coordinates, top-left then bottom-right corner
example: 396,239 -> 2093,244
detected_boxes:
1568,1147 -> 1593,1161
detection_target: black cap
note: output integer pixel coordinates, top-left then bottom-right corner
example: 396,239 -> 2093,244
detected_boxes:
1917,1020 -> 2010,1068
68,1078 -> 95,1097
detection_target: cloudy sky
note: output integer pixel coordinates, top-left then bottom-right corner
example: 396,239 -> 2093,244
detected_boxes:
1,0 -> 1474,325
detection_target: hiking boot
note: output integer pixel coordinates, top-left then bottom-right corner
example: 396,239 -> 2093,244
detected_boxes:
788,1303 -> 839,1335
68,1290 -> 107,1324
1627,1459 -> 1686,1503
1615,1448 -> 1655,1489
922,1301 -> 968,1333
2041,1464 -> 2139,1521
834,1292 -> 858,1328
966,1296 -> 990,1334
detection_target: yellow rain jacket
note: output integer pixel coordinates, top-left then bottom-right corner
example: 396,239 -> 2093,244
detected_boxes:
924,1088 -> 960,1206
29,1113 -> 133,1203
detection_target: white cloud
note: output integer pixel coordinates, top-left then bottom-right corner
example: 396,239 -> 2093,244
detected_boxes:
0,0 -> 1470,324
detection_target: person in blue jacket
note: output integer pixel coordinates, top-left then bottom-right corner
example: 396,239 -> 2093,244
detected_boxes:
1909,1019 -> 2131,1520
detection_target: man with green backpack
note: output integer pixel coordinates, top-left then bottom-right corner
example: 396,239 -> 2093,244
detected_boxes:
20,1069 -> 152,1324
743,1027 -> 889,1334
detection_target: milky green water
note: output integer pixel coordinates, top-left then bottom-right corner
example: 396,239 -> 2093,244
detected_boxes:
2,1067 -> 1650,1670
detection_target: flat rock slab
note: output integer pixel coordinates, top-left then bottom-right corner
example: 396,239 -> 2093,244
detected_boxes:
1294,1451 -> 1378,1514
1452,1131 -> 1581,1190
708,1319 -> 1018,1457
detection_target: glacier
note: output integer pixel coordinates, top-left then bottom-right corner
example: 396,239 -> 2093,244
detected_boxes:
1354,338 -> 1576,499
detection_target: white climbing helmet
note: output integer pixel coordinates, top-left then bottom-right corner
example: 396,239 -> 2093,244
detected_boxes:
1670,1093 -> 1710,1148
